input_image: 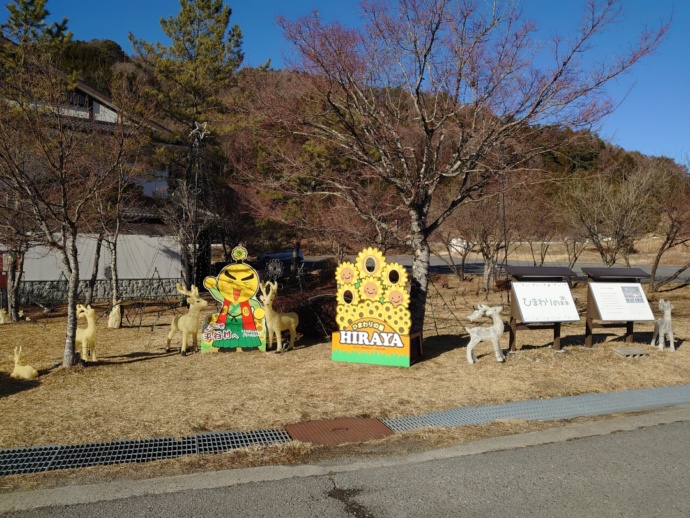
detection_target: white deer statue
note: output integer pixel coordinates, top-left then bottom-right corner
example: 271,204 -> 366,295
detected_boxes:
465,304 -> 506,364
166,284 -> 208,355
107,300 -> 122,329
0,308 -> 10,324
75,304 -> 97,362
259,280 -> 299,353
11,346 -> 38,380
651,299 -> 675,351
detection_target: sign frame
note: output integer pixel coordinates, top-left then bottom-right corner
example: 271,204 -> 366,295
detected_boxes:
504,266 -> 578,352
511,281 -> 580,324
588,282 -> 654,322
583,271 -> 654,346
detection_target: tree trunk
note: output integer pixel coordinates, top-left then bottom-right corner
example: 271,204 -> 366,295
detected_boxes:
106,240 -> 120,305
291,239 -> 301,277
179,228 -> 192,290
649,240 -> 690,292
85,233 -> 104,306
408,228 -> 431,336
482,255 -> 496,292
6,251 -> 24,322
62,235 -> 80,367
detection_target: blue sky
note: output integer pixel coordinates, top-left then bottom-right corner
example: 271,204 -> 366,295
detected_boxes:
4,0 -> 688,162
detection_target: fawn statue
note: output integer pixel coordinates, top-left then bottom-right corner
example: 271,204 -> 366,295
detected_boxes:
11,346 -> 38,380
465,304 -> 506,364
75,304 -> 97,362
651,299 -> 675,351
167,284 -> 208,355
107,300 -> 122,329
259,280 -> 299,353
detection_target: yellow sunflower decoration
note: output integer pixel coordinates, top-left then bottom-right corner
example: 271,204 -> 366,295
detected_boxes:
380,262 -> 408,289
336,306 -> 356,330
334,246 -> 413,336
386,287 -> 410,308
337,285 -> 360,306
356,247 -> 385,277
359,277 -> 385,302
335,262 -> 357,286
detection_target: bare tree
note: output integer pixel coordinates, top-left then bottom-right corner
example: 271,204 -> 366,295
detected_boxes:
275,0 -> 667,327
557,165 -> 661,266
0,195 -> 35,320
647,160 -> 690,291
516,186 -> 558,267
0,25 -> 153,366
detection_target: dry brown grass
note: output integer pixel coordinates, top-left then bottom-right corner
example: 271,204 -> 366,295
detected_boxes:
1,252 -> 689,491
2,279 -> 688,448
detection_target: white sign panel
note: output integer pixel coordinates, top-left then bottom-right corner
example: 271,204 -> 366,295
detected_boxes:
589,282 -> 654,321
512,282 -> 580,323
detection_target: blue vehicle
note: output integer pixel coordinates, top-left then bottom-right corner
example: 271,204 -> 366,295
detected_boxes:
256,248 -> 304,276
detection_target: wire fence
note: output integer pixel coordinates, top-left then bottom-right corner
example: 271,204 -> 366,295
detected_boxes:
7,277 -> 181,312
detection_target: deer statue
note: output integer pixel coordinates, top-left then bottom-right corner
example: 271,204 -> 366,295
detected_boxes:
167,284 -> 208,355
651,299 -> 675,351
259,280 -> 299,353
75,304 -> 97,362
464,304 -> 506,365
0,308 -> 9,324
107,300 -> 122,329
11,346 -> 38,380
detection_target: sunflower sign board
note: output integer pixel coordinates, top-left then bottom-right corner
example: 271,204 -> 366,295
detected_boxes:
332,247 -> 421,367
200,246 -> 267,352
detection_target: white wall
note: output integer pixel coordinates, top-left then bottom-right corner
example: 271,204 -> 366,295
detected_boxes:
19,235 -> 181,281
93,101 -> 118,123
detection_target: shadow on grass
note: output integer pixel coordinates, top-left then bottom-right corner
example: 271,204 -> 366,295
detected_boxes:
0,371 -> 40,398
285,337 -> 327,351
95,350 -> 179,365
512,334 -> 587,350
419,334 -> 462,361
606,331 -> 684,350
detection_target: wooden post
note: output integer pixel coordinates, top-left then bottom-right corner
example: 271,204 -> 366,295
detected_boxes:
625,321 -> 634,343
553,322 -> 561,351
585,285 -> 595,348
509,315 -> 517,352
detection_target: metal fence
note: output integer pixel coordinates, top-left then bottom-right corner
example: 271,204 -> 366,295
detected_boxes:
1,277 -> 181,311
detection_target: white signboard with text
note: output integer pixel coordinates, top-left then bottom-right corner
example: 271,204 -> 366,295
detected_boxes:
589,282 -> 654,321
512,282 -> 580,323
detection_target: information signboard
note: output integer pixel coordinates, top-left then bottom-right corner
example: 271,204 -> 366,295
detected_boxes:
511,282 -> 580,323
589,282 -> 654,321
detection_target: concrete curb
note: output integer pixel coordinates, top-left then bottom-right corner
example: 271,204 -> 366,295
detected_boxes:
1,404 -> 689,514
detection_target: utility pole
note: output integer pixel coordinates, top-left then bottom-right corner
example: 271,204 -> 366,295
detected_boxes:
189,121 -> 209,288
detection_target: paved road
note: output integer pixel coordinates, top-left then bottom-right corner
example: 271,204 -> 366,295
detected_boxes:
310,255 -> 690,284
406,256 -> 690,284
3,406 -> 688,517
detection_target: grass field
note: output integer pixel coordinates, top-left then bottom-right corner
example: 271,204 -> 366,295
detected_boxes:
1,242 -> 689,491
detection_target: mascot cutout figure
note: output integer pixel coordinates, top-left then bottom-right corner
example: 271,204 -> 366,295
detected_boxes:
201,246 -> 267,352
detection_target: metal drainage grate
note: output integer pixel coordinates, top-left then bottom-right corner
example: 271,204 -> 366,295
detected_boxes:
0,429 -> 291,476
382,385 -> 690,432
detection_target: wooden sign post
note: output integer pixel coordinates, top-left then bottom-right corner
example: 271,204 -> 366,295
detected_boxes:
506,266 -> 579,352
581,267 -> 653,347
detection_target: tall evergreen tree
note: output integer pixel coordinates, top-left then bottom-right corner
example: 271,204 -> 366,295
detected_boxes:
129,0 -> 244,287
129,0 -> 243,128
1,0 -> 69,46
